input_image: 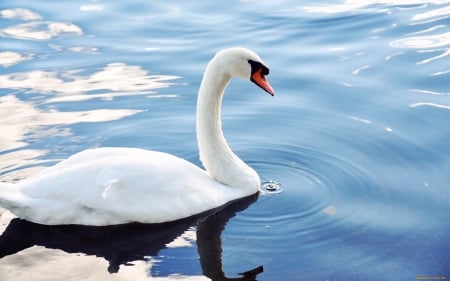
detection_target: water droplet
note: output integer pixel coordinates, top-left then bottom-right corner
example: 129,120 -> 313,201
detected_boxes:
261,180 -> 284,194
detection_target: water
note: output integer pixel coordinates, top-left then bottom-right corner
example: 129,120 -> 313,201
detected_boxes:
1,1 -> 449,280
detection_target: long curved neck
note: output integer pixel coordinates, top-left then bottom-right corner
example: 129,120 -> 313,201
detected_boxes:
196,57 -> 260,190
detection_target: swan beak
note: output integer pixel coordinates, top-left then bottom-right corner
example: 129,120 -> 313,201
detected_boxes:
251,69 -> 275,96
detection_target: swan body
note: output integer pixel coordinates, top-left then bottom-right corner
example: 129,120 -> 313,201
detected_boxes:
0,47 -> 274,225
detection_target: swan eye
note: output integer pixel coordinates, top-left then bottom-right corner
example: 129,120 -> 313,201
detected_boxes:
248,60 -> 269,77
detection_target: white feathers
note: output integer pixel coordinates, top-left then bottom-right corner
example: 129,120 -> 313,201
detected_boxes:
101,179 -> 120,199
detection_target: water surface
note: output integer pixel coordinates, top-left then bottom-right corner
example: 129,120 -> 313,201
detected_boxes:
1,1 -> 449,280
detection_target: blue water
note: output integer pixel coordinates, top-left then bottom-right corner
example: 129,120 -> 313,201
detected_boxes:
1,1 -> 449,280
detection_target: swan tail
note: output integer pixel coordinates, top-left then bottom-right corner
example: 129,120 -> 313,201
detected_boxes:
0,182 -> 27,211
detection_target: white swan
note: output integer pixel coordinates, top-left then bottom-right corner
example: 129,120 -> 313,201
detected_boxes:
0,47 -> 274,225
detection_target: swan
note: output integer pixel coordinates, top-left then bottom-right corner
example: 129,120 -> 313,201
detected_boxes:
0,47 -> 275,225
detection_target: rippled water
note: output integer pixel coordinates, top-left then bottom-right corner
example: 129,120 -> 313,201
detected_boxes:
1,1 -> 449,280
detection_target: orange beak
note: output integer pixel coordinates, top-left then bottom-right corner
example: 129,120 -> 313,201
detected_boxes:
251,68 -> 275,96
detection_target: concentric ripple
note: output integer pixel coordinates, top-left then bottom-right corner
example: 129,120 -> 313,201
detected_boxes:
229,143 -> 380,245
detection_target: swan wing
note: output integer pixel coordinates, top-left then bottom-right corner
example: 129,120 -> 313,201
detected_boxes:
16,148 -> 238,225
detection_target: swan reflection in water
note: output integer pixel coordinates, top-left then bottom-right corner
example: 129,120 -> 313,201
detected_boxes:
0,194 -> 263,280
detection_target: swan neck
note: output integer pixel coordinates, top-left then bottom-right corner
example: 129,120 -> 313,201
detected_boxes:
196,58 -> 260,190
196,60 -> 231,167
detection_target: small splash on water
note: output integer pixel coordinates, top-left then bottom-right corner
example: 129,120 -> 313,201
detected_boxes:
261,180 -> 284,194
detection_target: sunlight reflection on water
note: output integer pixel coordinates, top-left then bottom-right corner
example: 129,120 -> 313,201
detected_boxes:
0,60 -> 179,178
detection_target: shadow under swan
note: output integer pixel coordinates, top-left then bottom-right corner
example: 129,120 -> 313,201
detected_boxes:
0,194 -> 263,280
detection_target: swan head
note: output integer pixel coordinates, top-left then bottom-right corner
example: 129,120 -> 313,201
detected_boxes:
215,47 -> 275,96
